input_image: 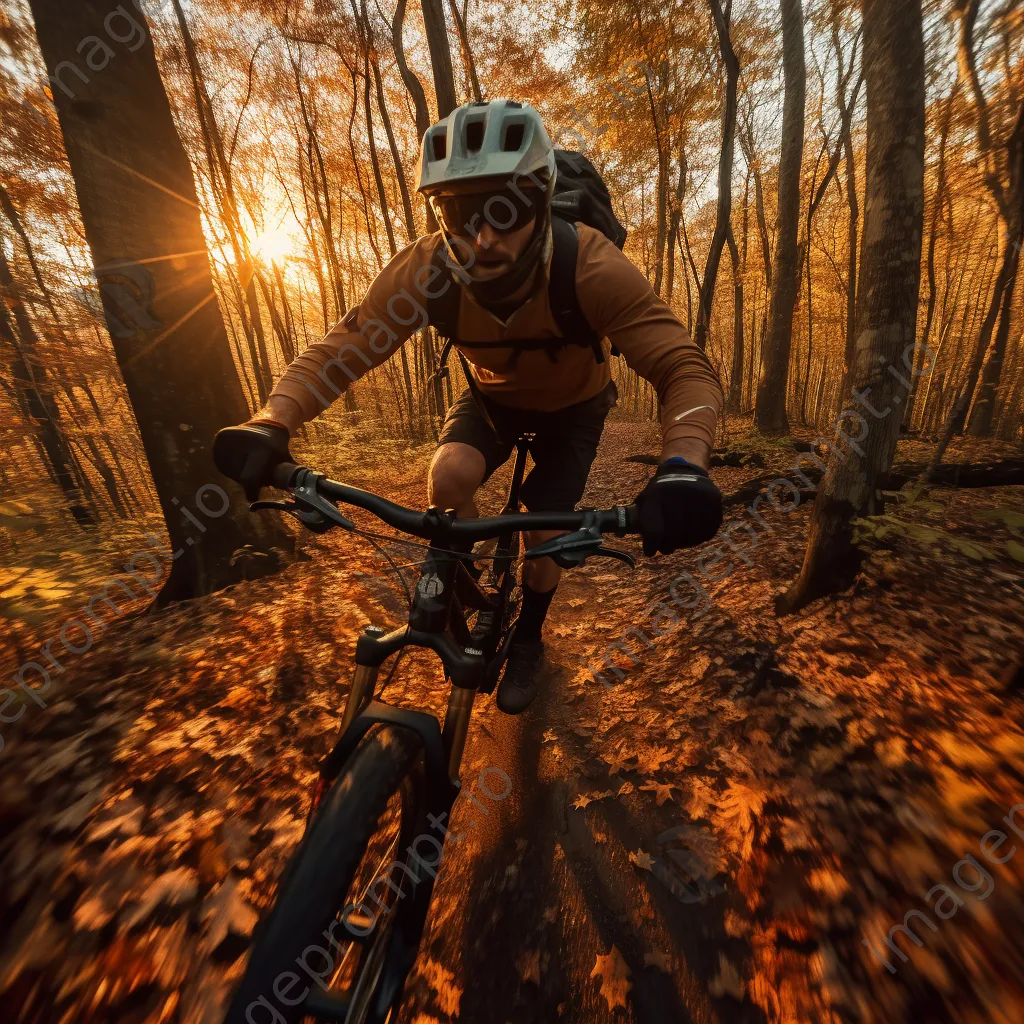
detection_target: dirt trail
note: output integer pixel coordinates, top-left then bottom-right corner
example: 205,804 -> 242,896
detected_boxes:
1,421 -> 1023,1024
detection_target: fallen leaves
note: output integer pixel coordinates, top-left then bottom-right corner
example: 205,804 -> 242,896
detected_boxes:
414,957 -> 462,1017
629,848 -> 654,871
590,945 -> 631,1011
643,949 -> 672,972
708,952 -> 745,1000
602,748 -> 636,775
517,948 -> 541,985
572,789 -> 613,810
121,868 -> 198,930
639,781 -> 678,806
713,780 -> 770,857
636,744 -> 674,775
200,875 -> 258,952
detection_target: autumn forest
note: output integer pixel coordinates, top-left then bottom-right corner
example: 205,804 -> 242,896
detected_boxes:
1,0 -> 1024,1022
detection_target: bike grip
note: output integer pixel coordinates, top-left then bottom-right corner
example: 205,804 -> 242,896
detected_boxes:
624,503 -> 641,533
272,462 -> 299,489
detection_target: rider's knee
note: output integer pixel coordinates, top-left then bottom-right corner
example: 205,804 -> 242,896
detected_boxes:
429,444 -> 485,507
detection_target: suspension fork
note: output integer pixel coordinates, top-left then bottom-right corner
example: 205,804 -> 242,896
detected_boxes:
440,684 -> 475,780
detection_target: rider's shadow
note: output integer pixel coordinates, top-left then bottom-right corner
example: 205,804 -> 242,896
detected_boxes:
407,659 -> 701,1024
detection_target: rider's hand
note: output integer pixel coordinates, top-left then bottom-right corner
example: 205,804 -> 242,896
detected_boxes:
634,457 -> 723,557
212,421 -> 294,501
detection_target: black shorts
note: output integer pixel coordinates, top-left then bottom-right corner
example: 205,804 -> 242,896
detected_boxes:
437,381 -> 618,511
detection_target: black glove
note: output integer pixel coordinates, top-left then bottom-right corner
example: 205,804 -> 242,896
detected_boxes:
212,422 -> 294,501
634,457 -> 723,557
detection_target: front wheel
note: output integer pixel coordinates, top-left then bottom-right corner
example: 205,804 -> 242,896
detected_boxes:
224,725 -> 429,1024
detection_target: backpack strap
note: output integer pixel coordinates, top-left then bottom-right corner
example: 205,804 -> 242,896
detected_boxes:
427,242 -> 461,342
548,217 -> 606,364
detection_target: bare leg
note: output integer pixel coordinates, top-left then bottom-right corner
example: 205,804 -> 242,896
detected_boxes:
522,529 -> 566,593
428,442 -> 486,516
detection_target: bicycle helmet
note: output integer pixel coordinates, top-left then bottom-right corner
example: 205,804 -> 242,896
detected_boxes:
418,100 -> 557,305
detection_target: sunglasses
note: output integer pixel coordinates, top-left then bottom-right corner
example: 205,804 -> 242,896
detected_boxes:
432,186 -> 541,237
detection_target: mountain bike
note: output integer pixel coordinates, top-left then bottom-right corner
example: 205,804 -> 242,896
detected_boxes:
216,427 -> 640,1024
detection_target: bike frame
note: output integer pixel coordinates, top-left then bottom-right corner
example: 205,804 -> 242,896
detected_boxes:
314,437 -> 531,823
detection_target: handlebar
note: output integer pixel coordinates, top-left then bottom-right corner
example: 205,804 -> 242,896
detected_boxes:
270,462 -> 639,546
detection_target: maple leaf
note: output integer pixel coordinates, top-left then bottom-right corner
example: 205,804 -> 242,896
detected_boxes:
603,748 -> 636,774
713,780 -> 769,858
200,875 -> 258,951
121,867 -> 198,929
414,957 -> 462,1017
655,824 -> 727,879
779,818 -> 814,852
542,729 -> 558,743
636,744 -> 673,774
644,949 -> 672,972
629,848 -> 654,871
590,946 -> 631,1011
517,948 -> 541,985
640,781 -> 678,806
683,777 -> 718,819
708,952 -> 745,1000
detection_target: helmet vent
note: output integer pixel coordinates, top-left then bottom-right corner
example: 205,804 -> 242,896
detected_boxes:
465,119 -> 485,152
502,122 -> 525,152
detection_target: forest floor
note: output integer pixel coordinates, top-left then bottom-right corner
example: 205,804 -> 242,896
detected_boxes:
1,415 -> 1023,1024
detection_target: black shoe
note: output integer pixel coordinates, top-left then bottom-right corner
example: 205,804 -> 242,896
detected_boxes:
496,637 -> 545,714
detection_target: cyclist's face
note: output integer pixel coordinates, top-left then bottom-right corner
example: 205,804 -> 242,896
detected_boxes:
464,215 -> 537,281
433,185 -> 542,281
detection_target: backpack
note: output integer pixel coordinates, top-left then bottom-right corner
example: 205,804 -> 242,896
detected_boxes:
427,150 -> 627,370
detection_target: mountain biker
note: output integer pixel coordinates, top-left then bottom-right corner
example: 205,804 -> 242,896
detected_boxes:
217,99 -> 724,714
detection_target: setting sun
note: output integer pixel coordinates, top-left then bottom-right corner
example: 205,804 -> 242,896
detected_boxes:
251,226 -> 293,262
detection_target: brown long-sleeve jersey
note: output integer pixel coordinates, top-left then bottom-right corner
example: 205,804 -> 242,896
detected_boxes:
272,223 -> 723,449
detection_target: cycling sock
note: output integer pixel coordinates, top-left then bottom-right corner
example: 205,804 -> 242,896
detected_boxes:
516,582 -> 557,642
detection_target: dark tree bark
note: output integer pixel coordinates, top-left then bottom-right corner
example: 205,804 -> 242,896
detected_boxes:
967,101 -> 1024,435
393,0 -> 437,231
754,0 -> 805,435
0,237 -> 95,524
955,0 -> 1023,436
779,0 -> 925,613
694,0 -> 740,350
645,62 -> 670,296
448,0 -> 482,102
28,0 -> 294,601
727,223 -> 745,413
421,0 -> 459,119
903,86 -> 955,430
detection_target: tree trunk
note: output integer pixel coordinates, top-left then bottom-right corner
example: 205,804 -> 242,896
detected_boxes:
421,0 -> 459,119
28,0 -> 293,601
903,87 -> 955,430
753,0 -> 805,435
727,224 -> 744,414
968,103 -> 1024,435
0,239 -> 95,525
779,0 -> 925,613
694,0 -> 739,351
448,0 -> 482,102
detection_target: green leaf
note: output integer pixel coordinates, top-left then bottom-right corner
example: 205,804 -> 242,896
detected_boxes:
1008,540 -> 1024,563
976,508 -> 1024,531
945,537 -> 996,561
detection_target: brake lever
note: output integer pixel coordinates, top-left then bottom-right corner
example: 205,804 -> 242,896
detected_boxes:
594,545 -> 635,568
250,479 -> 356,534
524,509 -> 635,570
